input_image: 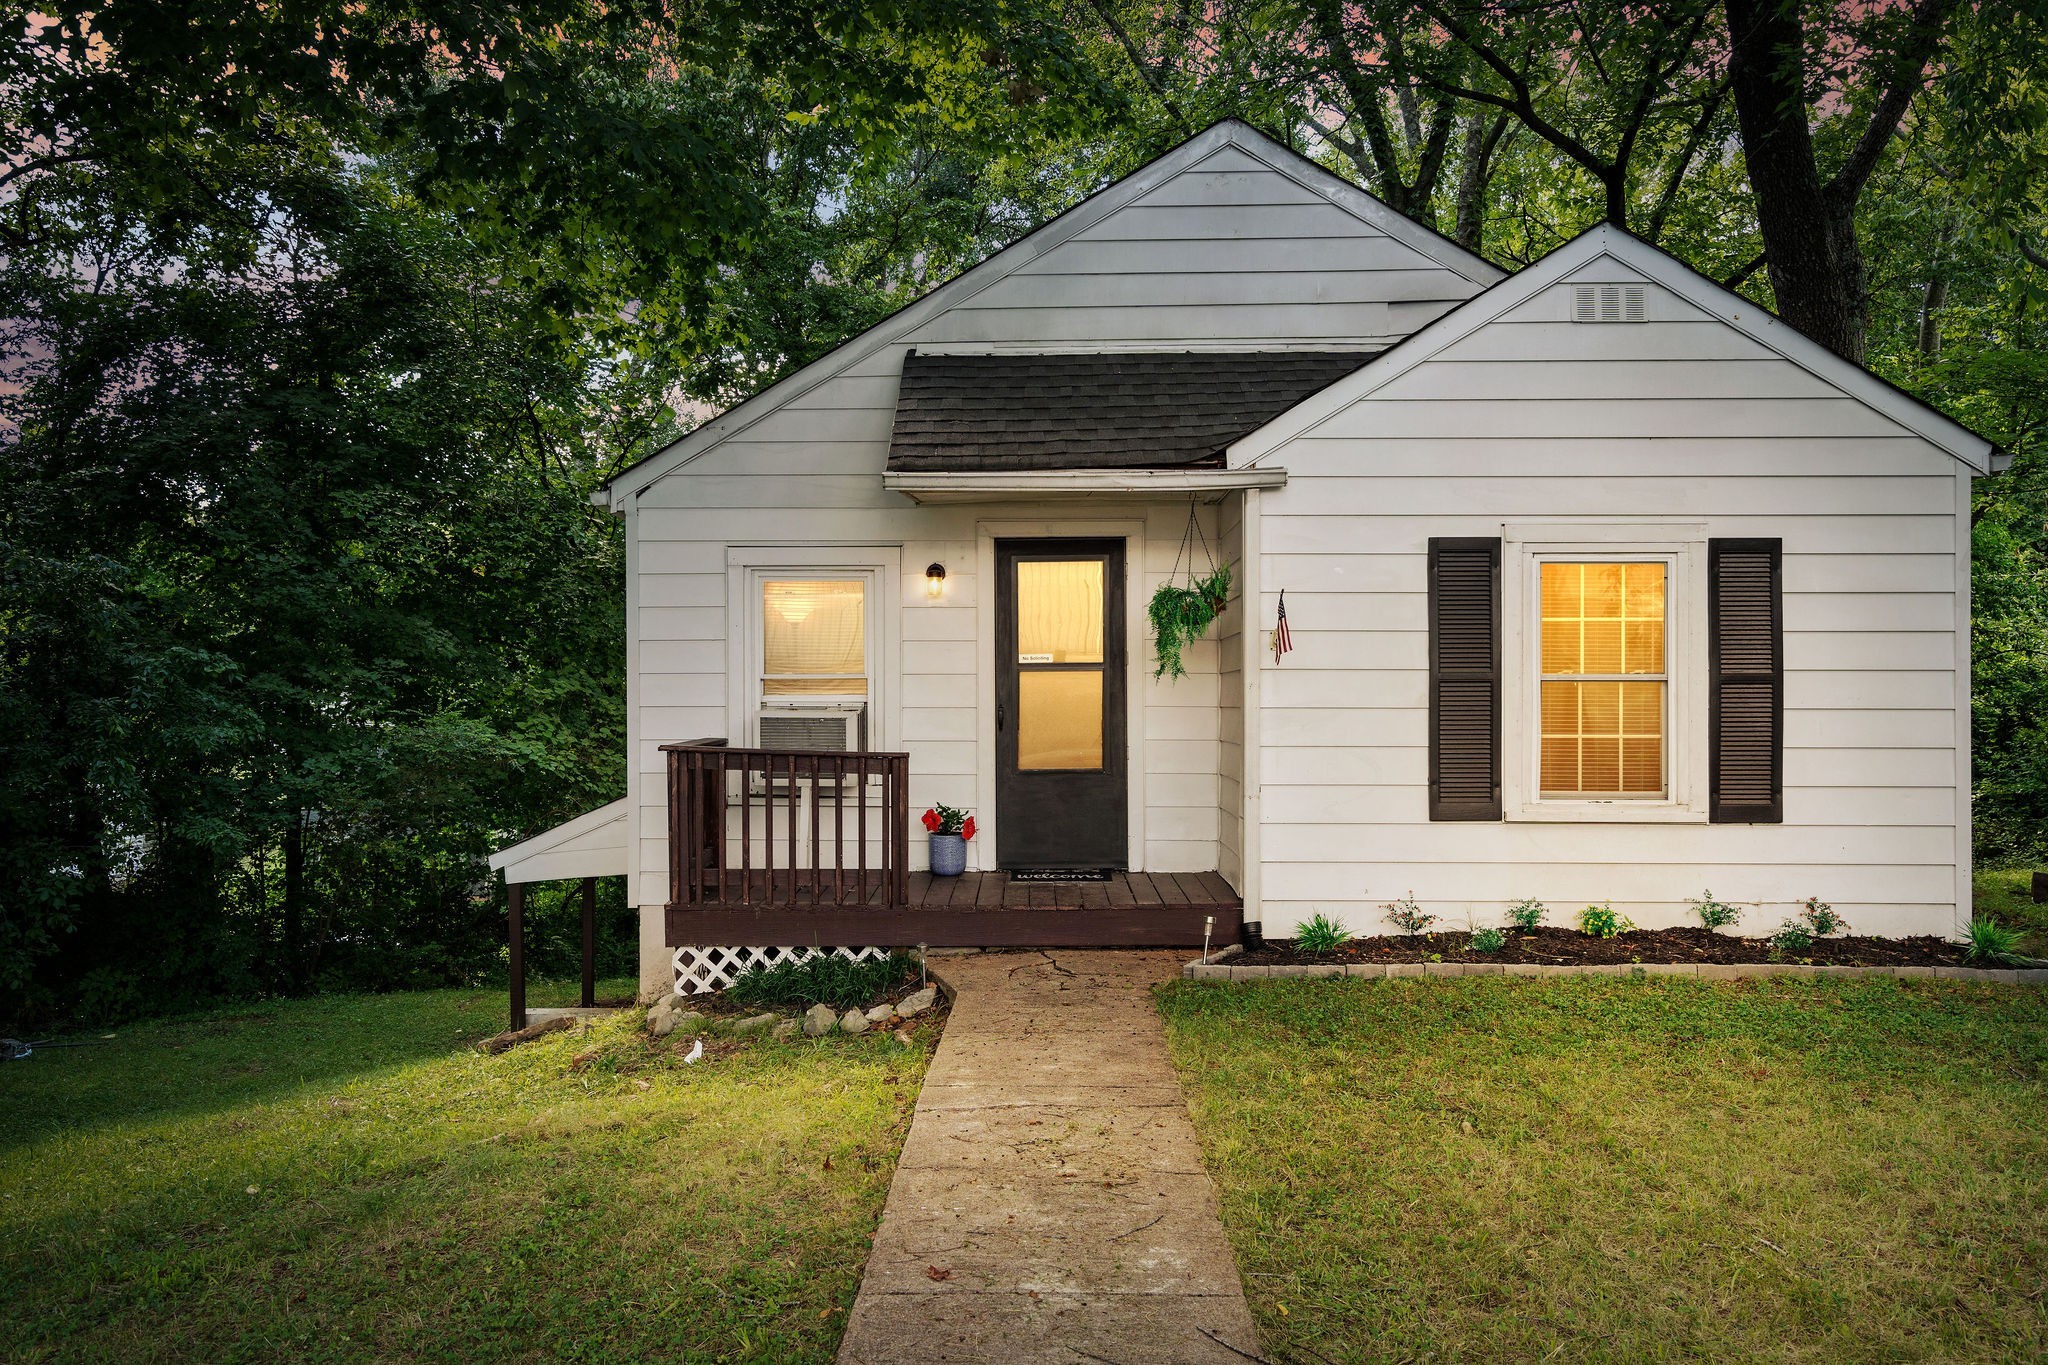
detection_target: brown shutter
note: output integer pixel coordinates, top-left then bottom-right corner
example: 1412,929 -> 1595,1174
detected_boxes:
1709,539 -> 1783,823
1429,537 -> 1501,820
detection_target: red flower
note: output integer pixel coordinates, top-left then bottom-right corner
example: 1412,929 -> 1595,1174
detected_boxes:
960,816 -> 976,841
921,808 -> 941,833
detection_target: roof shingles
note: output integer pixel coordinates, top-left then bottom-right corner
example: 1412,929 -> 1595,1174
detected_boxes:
885,351 -> 1375,473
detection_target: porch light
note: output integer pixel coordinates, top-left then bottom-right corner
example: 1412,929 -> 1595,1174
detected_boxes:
925,563 -> 947,599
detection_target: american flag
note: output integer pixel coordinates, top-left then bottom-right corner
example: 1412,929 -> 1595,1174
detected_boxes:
1272,590 -> 1293,663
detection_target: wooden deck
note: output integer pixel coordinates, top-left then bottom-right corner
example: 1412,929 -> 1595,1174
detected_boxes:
665,870 -> 1242,949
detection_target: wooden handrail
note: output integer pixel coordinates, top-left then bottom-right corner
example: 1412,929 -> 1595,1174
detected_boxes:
662,740 -> 910,910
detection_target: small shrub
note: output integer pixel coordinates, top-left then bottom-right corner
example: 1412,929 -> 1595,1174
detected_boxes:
1961,916 -> 2026,966
1384,892 -> 1437,937
1506,898 -> 1547,931
1469,926 -> 1507,953
1578,903 -> 1630,939
1293,913 -> 1351,953
1690,891 -> 1742,932
1770,923 -> 1814,959
1769,898 -> 1850,960
1797,896 -> 1848,937
727,951 -> 916,1012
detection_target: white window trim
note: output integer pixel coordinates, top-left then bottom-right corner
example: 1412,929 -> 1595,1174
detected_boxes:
1502,523 -> 1708,823
724,546 -> 902,753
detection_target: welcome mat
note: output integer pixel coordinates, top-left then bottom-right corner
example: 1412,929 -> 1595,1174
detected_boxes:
1008,869 -> 1115,883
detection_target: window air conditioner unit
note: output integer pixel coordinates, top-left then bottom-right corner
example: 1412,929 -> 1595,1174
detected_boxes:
754,703 -> 867,794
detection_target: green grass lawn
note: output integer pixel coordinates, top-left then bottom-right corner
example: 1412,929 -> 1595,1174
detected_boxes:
0,982 -> 934,1363
1158,977 -> 2048,1363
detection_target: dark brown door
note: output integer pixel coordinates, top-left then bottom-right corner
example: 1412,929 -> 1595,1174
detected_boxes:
995,539 -> 1127,869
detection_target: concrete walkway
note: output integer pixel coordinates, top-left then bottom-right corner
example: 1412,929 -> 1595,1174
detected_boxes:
837,950 -> 1262,1365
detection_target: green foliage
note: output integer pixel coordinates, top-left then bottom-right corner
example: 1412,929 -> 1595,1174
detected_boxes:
725,951 -> 918,1012
1771,898 -> 1851,959
1384,893 -> 1437,937
1293,913 -> 1352,953
1469,926 -> 1507,954
1149,563 -> 1232,680
1506,899 -> 1547,931
1961,917 -> 2027,966
1578,904 -> 1630,939
1690,892 -> 1743,932
1770,924 -> 1815,959
1796,897 -> 1848,938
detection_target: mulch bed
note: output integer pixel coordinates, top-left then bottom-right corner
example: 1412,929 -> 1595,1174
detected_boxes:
1239,925 -> 1973,968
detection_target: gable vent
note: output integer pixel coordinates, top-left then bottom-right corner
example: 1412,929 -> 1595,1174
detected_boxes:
1573,283 -> 1646,323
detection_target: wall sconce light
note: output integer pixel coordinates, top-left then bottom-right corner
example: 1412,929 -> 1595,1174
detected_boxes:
924,563 -> 946,599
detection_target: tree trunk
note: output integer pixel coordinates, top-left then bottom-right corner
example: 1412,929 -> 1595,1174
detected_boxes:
282,815 -> 306,992
1454,113 -> 1507,253
1724,0 -> 1865,362
1917,275 -> 1947,357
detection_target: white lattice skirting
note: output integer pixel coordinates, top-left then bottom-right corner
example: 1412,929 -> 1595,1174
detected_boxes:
672,945 -> 893,995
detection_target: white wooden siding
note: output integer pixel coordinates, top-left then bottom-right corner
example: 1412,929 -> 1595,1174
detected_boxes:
620,142 -> 1493,909
1251,263 -> 1970,940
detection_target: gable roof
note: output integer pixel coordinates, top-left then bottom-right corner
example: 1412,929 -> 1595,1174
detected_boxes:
1228,222 -> 2000,474
886,350 -> 1375,473
598,119 -> 1506,508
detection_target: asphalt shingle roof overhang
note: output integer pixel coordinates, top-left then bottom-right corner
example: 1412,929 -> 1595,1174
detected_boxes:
885,350 -> 1378,473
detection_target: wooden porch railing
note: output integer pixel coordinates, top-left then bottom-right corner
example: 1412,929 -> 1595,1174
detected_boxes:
663,738 -> 910,909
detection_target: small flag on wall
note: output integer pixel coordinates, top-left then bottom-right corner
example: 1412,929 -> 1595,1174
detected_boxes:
1273,589 -> 1293,663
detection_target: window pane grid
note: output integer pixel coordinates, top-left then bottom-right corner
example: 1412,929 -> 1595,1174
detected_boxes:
1539,562 -> 1666,798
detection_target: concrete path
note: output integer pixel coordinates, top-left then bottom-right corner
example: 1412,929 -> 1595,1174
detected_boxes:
837,950 -> 1262,1365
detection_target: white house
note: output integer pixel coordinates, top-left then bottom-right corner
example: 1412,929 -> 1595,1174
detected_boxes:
488,120 -> 2000,1001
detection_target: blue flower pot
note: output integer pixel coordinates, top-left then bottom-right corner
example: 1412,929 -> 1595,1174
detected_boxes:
928,833 -> 967,877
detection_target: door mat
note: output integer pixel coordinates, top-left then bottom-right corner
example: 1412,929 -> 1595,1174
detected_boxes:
1008,869 -> 1115,882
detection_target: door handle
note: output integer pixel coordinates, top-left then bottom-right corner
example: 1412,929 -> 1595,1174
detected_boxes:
997,701 -> 1005,732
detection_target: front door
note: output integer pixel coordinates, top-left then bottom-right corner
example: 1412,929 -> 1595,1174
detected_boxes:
995,539 -> 1128,869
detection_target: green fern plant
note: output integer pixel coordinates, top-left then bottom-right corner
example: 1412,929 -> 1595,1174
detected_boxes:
1469,926 -> 1507,953
1149,562 -> 1232,680
1506,898 -> 1547,931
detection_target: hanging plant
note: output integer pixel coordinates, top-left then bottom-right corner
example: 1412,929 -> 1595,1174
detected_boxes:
1149,498 -> 1233,680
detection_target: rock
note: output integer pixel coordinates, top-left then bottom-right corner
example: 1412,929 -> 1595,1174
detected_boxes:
730,1013 -> 778,1035
657,992 -> 687,1012
670,1009 -> 706,1034
896,985 -> 938,1019
864,1003 -> 896,1024
772,1020 -> 799,1040
840,1008 -> 869,1035
649,1010 -> 678,1039
803,1003 -> 838,1037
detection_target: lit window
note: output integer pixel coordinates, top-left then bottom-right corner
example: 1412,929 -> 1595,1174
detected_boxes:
1539,562 -> 1666,798
762,579 -> 866,699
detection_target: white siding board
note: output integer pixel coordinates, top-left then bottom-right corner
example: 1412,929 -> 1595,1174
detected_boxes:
1441,321 -> 1777,362
1019,236 -> 1463,276
1270,438 -> 1958,479
1374,359 -> 1843,402
1132,169 -> 1338,208
1327,398 -> 1911,441
915,303 -> 1397,344
1072,202 -> 1390,241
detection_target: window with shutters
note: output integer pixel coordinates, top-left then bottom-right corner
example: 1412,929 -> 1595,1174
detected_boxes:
1503,527 -> 1708,822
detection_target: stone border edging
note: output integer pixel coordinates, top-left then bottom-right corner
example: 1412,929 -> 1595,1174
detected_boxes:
1183,956 -> 2048,985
